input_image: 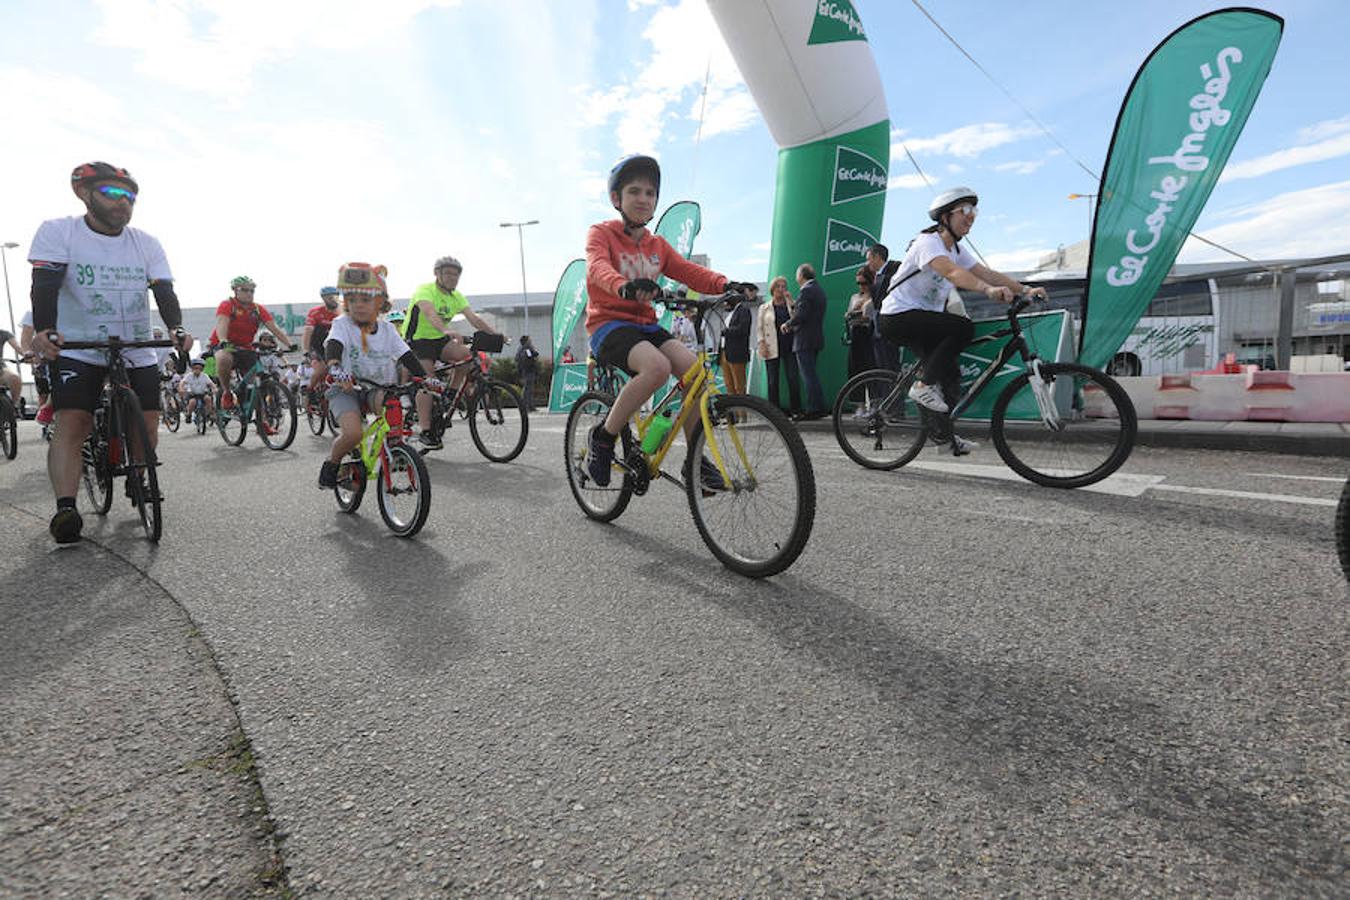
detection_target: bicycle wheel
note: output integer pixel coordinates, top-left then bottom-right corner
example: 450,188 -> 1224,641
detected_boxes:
1336,477 -> 1349,581
81,433 -> 114,514
195,404 -> 209,435
563,391 -> 633,522
991,361 -> 1138,489
334,455 -> 366,513
0,394 -> 16,460
305,391 -> 327,436
216,387 -> 248,445
831,368 -> 926,470
119,390 -> 163,542
685,394 -> 816,578
257,381 -> 297,450
469,378 -> 528,462
377,442 -> 432,537
161,392 -> 180,432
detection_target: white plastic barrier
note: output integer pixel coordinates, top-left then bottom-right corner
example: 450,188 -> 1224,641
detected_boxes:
1115,371 -> 1350,422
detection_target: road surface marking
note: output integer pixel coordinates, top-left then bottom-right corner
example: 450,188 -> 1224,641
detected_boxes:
1244,472 -> 1347,483
1150,484 -> 1338,507
907,460 -> 1165,497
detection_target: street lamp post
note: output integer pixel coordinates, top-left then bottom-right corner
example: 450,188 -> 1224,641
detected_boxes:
500,220 -> 539,340
1067,193 -> 1098,241
0,241 -> 18,337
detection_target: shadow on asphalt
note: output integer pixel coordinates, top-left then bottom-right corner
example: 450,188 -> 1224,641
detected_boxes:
419,453 -> 557,502
319,513 -> 486,675
192,444 -> 304,476
593,523 -> 1340,888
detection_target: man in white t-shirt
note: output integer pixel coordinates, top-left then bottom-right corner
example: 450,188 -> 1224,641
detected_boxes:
877,186 -> 1044,454
29,161 -> 194,543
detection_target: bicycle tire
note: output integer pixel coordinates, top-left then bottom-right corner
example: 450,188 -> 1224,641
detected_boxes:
81,432 -> 114,515
119,389 -> 163,542
305,392 -> 327,436
161,391 -> 180,433
685,394 -> 816,578
469,378 -> 528,463
831,368 -> 927,471
257,381 -> 297,450
0,394 -> 16,460
334,456 -> 366,513
217,386 -> 248,445
563,391 -> 633,522
1336,477 -> 1349,581
990,361 -> 1137,489
377,443 -> 432,537
195,404 -> 209,435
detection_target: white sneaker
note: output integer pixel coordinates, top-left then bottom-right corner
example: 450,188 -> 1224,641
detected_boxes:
951,434 -> 979,456
907,382 -> 949,413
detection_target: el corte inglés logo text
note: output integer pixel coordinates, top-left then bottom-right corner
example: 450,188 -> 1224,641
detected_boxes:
831,146 -> 888,204
808,0 -> 867,45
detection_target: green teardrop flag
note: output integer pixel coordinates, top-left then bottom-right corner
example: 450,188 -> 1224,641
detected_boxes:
1080,8 -> 1283,368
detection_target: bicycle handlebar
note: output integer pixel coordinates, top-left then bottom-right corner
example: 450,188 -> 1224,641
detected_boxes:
59,338 -> 177,349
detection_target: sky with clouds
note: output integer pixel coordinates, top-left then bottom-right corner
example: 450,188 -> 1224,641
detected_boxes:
2,0 -> 1347,319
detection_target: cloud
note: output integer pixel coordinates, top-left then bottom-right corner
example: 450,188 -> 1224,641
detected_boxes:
1180,180 -> 1350,262
582,0 -> 757,152
90,0 -> 462,99
981,245 -> 1056,272
886,173 -> 928,191
993,159 -> 1047,176
891,122 -> 1039,160
1220,116 -> 1350,182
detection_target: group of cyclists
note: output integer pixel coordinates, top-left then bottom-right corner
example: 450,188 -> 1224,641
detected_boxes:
20,154 -> 1043,563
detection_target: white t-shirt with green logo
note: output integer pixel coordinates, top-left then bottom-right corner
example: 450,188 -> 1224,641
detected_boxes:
880,232 -> 975,315
327,315 -> 410,386
28,216 -> 172,368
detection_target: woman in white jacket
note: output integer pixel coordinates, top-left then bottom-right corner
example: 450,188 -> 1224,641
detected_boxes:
755,276 -> 801,416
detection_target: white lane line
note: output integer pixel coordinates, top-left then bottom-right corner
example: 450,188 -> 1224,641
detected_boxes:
1244,472 -> 1347,483
906,459 -> 1165,498
1150,484 -> 1338,507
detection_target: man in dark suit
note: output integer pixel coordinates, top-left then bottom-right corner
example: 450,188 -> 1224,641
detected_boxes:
782,263 -> 828,419
866,244 -> 901,372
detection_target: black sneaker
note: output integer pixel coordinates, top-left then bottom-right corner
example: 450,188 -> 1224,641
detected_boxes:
586,425 -> 616,487
699,456 -> 727,494
417,430 -> 443,451
318,459 -> 340,489
50,508 -> 83,544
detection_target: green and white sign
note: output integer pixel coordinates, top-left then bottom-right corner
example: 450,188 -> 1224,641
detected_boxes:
1081,8 -> 1282,368
900,310 -> 1074,420
709,0 -> 890,405
548,363 -> 590,413
831,145 -> 888,204
822,218 -> 878,277
808,0 -> 867,45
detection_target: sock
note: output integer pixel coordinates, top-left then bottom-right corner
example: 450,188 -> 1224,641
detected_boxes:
56,496 -> 76,512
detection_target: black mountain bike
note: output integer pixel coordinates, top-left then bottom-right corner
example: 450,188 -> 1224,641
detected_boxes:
160,376 -> 181,432
216,347 -> 298,450
63,336 -> 176,541
418,331 -> 528,462
832,297 -> 1137,489
0,358 -> 21,461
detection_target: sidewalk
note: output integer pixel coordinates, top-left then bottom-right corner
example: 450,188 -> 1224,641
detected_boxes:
0,504 -> 286,896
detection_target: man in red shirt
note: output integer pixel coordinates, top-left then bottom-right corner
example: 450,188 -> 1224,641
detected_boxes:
302,285 -> 340,395
209,275 -> 294,406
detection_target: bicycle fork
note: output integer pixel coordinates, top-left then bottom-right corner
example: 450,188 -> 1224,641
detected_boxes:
1028,359 -> 1064,430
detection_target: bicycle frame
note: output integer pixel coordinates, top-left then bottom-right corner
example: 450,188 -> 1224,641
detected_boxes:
350,386 -> 414,490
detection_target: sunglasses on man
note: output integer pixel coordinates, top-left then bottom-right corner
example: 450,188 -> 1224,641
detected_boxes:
96,184 -> 137,204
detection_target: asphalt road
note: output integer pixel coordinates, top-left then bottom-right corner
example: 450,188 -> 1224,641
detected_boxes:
2,414 -> 1345,896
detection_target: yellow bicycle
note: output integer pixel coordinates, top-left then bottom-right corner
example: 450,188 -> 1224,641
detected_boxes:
564,292 -> 815,578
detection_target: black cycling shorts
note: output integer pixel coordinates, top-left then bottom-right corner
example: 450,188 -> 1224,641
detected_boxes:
50,358 -> 161,413
409,336 -> 451,360
220,347 -> 259,376
595,325 -> 676,372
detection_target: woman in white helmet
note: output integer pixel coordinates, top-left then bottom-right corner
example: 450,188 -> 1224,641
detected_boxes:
876,187 -> 1045,454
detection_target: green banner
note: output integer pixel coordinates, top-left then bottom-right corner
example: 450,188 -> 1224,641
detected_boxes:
1080,8 -> 1283,368
808,0 -> 867,45
901,310 -> 1074,419
549,259 -> 587,363
652,200 -> 702,329
549,362 -> 591,412
766,118 -> 890,402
